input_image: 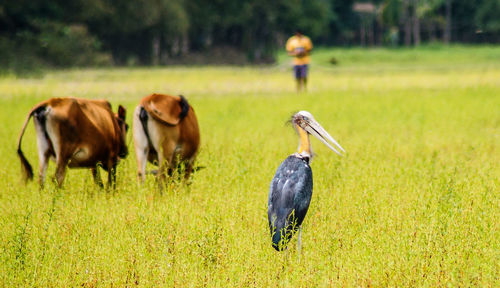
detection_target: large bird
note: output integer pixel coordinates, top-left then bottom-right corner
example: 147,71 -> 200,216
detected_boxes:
268,111 -> 344,251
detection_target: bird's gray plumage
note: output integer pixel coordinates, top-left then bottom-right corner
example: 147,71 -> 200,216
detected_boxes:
268,155 -> 313,251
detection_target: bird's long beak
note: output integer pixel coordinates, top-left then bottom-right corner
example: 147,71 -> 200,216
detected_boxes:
302,118 -> 345,156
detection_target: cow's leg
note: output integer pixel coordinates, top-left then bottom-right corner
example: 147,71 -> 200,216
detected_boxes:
38,151 -> 52,188
54,157 -> 68,188
169,147 -> 181,178
136,148 -> 148,183
133,106 -> 149,183
33,116 -> 51,188
161,141 -> 177,181
107,165 -> 117,190
91,166 -> 104,188
184,157 -> 196,181
104,158 -> 117,190
157,152 -> 167,185
44,116 -> 67,187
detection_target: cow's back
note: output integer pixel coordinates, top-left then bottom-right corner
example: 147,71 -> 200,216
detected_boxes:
45,98 -> 120,168
77,99 -> 118,138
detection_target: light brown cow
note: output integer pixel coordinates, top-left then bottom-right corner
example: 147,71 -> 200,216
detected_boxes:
133,93 -> 200,183
17,97 -> 128,188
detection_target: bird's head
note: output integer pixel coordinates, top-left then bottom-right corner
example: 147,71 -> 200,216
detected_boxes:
292,111 -> 345,157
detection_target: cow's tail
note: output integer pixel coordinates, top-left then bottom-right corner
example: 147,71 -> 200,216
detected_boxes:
17,103 -> 46,182
139,106 -> 151,143
178,95 -> 190,120
139,106 -> 157,156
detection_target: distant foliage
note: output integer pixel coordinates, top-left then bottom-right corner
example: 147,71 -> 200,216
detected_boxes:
0,0 -> 499,70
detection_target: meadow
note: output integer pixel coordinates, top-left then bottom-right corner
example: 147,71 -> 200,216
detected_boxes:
0,45 -> 498,287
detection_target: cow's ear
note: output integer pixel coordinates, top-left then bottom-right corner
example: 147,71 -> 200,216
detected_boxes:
118,105 -> 126,119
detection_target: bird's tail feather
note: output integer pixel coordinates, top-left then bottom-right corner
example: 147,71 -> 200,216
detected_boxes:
270,213 -> 299,251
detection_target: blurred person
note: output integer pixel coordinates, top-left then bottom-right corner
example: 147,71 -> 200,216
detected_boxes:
286,30 -> 313,92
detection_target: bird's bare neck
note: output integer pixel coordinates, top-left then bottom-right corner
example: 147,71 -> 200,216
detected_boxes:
297,126 -> 312,157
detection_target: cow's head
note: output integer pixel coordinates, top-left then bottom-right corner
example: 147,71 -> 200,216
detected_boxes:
116,105 -> 129,158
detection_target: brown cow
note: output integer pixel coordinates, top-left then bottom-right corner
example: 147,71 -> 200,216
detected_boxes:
133,93 -> 200,183
17,97 -> 128,188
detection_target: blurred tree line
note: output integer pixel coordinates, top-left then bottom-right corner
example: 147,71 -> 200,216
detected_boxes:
1,0 -> 499,70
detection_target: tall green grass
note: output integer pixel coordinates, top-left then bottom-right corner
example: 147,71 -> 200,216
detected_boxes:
0,46 -> 498,286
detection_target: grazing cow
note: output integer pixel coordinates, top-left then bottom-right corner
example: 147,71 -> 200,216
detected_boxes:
17,97 -> 129,188
133,93 -> 200,183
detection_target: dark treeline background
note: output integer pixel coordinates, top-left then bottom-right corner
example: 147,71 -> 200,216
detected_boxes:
1,0 -> 499,70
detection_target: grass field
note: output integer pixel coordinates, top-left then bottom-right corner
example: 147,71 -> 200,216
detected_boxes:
0,45 -> 499,287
